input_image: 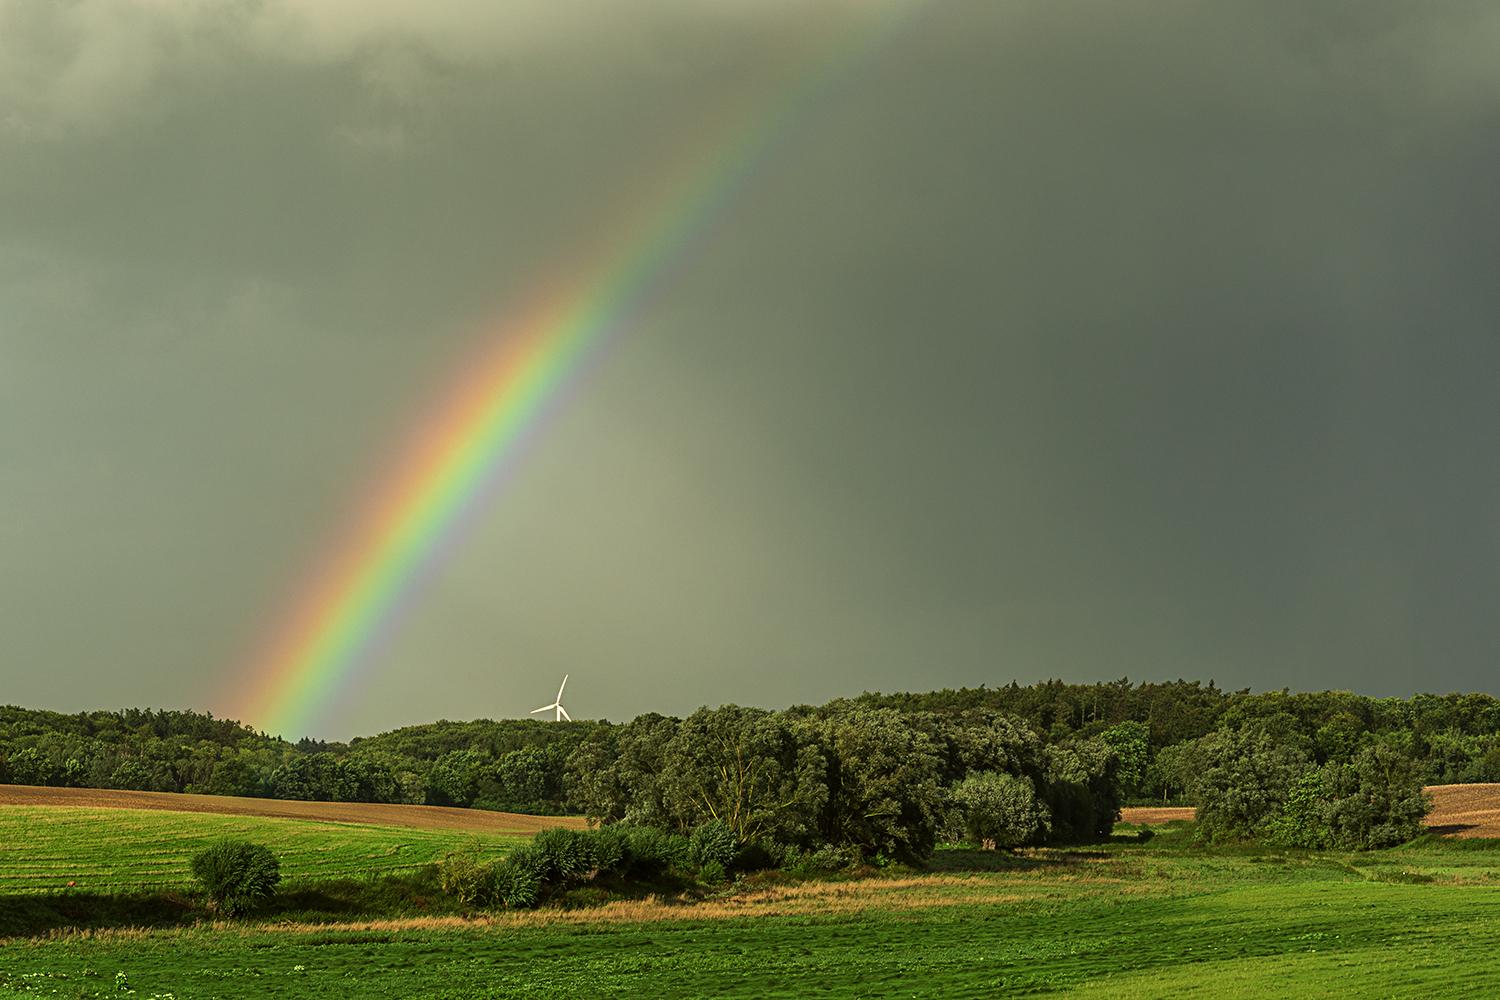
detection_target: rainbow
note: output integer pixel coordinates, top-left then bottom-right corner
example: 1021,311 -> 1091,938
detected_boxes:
229,2 -> 917,738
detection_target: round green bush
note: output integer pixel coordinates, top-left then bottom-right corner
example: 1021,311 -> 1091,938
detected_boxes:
191,840 -> 281,916
954,771 -> 1051,849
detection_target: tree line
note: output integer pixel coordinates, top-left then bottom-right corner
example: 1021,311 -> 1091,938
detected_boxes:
563,704 -> 1119,860
3,681 -> 1497,839
0,706 -> 601,813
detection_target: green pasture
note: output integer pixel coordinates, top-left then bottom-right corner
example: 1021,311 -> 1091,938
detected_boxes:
6,824 -> 1500,997
0,806 -> 522,894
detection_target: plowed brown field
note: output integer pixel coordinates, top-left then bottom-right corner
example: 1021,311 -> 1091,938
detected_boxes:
1120,783 -> 1500,838
0,784 -> 586,834
1422,783 -> 1500,838
1117,806 -> 1195,825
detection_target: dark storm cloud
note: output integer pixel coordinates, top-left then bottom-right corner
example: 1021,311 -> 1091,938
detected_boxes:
2,1 -> 1498,736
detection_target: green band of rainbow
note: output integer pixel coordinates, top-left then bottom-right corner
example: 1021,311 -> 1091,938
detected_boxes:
228,2 -> 918,738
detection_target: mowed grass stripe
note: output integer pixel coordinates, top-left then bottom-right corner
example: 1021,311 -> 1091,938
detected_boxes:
10,872 -> 1500,998
0,806 -> 522,893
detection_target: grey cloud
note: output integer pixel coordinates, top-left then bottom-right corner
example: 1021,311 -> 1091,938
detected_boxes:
3,0 -> 1499,737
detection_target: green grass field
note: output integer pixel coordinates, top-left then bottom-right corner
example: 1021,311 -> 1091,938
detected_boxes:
0,806 -> 524,894
6,819 -> 1500,997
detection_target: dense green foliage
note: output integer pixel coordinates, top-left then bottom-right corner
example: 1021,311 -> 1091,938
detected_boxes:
436,842 -> 549,910
0,706 -> 598,814
952,771 -> 1050,848
1259,745 -> 1432,850
856,682 -> 1500,791
567,704 -> 1120,862
1099,721 -> 1151,799
4,679 -> 1491,846
190,840 -> 281,916
1323,744 -> 1431,849
490,846 -> 547,909
435,823 -> 723,909
1193,728 -> 1312,842
687,820 -> 739,872
11,833 -> 1500,997
1189,722 -> 1431,849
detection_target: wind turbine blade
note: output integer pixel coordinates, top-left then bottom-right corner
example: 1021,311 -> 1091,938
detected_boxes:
530,705 -> 552,714
556,674 -> 569,701
558,705 -> 572,722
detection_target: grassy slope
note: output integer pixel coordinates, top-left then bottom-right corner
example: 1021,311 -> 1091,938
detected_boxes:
0,806 -> 523,894
6,828 -> 1500,997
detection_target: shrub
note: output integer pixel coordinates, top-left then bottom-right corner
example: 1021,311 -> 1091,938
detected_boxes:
591,824 -> 631,876
491,846 -> 546,909
616,824 -> 690,879
765,840 -> 802,871
438,845 -> 498,907
731,839 -> 778,873
688,820 -> 738,873
952,771 -> 1050,848
532,828 -> 599,885
697,859 -> 727,884
789,843 -> 859,876
191,840 -> 281,916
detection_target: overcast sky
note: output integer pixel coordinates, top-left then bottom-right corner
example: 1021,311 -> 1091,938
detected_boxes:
4,1 -> 1499,739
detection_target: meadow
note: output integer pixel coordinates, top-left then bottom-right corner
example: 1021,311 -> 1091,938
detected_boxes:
0,806 -> 526,896
6,819 -> 1500,997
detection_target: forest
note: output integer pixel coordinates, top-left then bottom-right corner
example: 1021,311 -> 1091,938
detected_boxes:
1,681 -> 1496,843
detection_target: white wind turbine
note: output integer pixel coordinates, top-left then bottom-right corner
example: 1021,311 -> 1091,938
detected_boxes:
530,674 -> 572,722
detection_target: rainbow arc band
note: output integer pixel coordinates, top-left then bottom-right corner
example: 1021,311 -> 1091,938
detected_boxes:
229,1 -> 920,739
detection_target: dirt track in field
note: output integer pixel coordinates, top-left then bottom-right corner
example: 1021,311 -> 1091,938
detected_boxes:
1120,784 -> 1500,838
0,784 -> 587,834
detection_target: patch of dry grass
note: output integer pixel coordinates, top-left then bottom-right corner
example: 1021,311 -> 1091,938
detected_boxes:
5,873 -> 1053,945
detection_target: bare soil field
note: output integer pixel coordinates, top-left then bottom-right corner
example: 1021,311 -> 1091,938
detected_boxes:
1423,783 -> 1500,838
0,784 -> 586,834
1118,806 -> 1196,826
1122,784 -> 1500,838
